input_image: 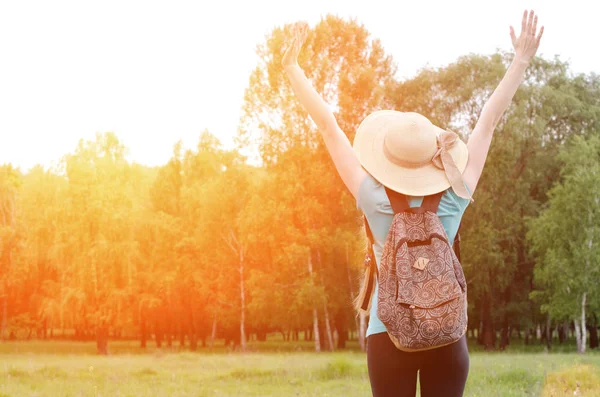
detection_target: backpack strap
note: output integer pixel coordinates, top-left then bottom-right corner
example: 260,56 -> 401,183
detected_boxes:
385,187 -> 444,215
453,224 -> 462,261
384,187 -> 410,214
421,191 -> 461,258
421,192 -> 444,213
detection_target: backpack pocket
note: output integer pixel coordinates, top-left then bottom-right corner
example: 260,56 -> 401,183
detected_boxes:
394,238 -> 464,309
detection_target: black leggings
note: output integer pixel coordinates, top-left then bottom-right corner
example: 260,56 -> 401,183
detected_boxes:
367,333 -> 469,397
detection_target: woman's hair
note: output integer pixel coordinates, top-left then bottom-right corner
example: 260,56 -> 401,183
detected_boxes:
354,265 -> 374,313
353,221 -> 375,313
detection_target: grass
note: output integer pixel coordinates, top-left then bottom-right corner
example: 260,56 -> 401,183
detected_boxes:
541,364 -> 600,396
0,341 -> 599,396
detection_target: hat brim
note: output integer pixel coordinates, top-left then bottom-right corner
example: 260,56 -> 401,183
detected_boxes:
353,111 -> 469,197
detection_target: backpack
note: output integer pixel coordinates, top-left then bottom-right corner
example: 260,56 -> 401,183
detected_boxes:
358,187 -> 468,352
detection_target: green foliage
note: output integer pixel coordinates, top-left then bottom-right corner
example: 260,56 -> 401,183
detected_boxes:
529,135 -> 600,320
390,51 -> 600,339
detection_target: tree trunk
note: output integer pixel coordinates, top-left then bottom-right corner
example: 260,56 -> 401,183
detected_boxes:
2,243 -> 12,342
499,315 -> 509,350
589,313 -> 598,349
1,228 -> 13,342
574,319 -> 582,354
190,309 -> 198,351
359,311 -> 367,352
96,325 -> 108,355
581,293 -> 587,354
239,248 -> 247,352
1,296 -> 7,341
335,312 -> 348,349
315,249 -> 333,351
477,303 -> 484,345
140,310 -> 147,348
318,320 -> 326,349
323,305 -> 334,351
166,324 -> 172,348
179,327 -> 185,347
558,323 -> 566,344
155,322 -> 163,348
345,243 -> 361,348
545,314 -> 552,350
209,315 -> 217,348
563,320 -> 570,344
307,253 -> 321,352
311,309 -> 321,351
481,294 -> 495,350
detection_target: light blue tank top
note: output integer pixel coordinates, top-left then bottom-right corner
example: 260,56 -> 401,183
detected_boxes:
356,174 -> 470,337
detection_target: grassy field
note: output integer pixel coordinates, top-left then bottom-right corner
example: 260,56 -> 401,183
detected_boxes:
1,340 -> 600,396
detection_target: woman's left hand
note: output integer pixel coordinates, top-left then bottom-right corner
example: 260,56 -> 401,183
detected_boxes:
510,10 -> 544,63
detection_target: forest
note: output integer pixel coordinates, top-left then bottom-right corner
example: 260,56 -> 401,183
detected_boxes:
1,15 -> 599,356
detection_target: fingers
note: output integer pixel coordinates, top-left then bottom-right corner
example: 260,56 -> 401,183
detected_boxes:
292,21 -> 308,46
536,26 -> 544,45
532,15 -> 538,36
287,22 -> 306,49
300,22 -> 308,36
527,10 -> 534,34
300,22 -> 308,43
509,26 -> 517,47
521,10 -> 527,33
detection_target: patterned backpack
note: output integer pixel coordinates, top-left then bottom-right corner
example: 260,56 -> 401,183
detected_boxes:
358,187 -> 468,351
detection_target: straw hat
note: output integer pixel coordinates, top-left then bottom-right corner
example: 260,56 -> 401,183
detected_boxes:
353,110 -> 471,199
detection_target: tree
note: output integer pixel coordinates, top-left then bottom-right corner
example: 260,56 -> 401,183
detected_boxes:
18,166 -> 68,339
176,131 -> 245,349
60,132 -> 142,354
529,135 -> 600,354
0,165 -> 21,341
239,15 -> 394,350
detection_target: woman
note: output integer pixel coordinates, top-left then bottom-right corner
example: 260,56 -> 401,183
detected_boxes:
282,10 -> 544,397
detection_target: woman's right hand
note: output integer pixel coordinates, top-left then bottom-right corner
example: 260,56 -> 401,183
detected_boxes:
282,22 -> 309,69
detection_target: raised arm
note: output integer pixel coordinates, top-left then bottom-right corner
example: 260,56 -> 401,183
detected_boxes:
282,22 -> 366,198
462,10 -> 544,193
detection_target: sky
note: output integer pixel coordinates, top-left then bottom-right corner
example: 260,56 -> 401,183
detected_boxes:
0,0 -> 598,172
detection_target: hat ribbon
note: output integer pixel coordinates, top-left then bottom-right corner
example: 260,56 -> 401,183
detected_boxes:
431,130 -> 473,202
